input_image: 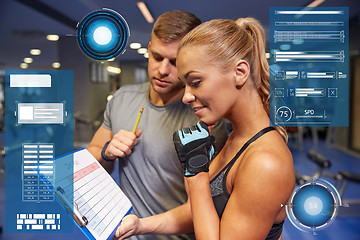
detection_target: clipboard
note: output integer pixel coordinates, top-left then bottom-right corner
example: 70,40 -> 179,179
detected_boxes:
38,148 -> 133,240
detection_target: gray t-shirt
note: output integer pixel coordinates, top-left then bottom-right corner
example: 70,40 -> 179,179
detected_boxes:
103,82 -> 228,240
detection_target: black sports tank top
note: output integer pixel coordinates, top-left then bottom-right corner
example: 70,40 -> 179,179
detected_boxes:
210,127 -> 284,240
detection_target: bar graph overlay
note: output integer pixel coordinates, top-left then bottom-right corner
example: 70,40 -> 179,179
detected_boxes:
22,143 -> 55,202
269,7 -> 349,126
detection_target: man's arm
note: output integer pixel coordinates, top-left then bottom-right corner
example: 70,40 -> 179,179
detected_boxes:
87,125 -> 115,173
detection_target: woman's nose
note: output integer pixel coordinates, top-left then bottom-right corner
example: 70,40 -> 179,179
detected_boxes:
182,87 -> 195,104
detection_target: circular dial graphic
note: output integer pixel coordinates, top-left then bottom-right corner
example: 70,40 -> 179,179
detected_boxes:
77,8 -> 130,60
285,179 -> 342,233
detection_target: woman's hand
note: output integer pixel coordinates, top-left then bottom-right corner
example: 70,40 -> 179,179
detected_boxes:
173,121 -> 214,177
114,202 -> 194,239
115,214 -> 141,240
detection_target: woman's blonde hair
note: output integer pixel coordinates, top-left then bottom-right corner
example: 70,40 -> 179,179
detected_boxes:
178,18 -> 287,141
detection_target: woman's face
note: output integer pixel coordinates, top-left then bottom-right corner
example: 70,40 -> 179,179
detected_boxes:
177,46 -> 239,125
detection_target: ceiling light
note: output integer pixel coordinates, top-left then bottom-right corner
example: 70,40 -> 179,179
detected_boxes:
144,52 -> 149,58
108,58 -> 115,62
30,49 -> 41,55
46,34 -> 59,41
130,43 -> 142,49
137,1 -> 154,23
107,66 -> 121,74
24,57 -> 33,64
20,63 -> 28,69
52,62 -> 61,69
107,94 -> 113,102
137,48 -> 147,54
266,53 -> 270,59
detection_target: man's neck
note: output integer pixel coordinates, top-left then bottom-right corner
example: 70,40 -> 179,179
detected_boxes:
149,86 -> 184,106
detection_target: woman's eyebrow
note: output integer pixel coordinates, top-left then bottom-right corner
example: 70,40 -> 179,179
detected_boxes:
184,70 -> 199,79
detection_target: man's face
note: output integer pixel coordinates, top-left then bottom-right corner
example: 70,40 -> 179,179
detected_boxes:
147,34 -> 184,97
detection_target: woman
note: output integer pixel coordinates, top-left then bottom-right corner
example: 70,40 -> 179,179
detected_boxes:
115,18 -> 295,240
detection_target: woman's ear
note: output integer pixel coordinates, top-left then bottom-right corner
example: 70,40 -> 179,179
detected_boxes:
234,60 -> 250,89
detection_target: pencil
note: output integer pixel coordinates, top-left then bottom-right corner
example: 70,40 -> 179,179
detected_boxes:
132,107 -> 144,133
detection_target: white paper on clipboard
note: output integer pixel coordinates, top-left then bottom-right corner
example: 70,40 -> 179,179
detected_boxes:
48,149 -> 133,240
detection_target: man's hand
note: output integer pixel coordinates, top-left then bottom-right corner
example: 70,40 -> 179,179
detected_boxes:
173,121 -> 214,177
103,129 -> 142,160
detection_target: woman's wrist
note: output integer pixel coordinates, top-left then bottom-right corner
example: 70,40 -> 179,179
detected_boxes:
136,218 -> 147,235
137,216 -> 162,235
186,172 -> 209,189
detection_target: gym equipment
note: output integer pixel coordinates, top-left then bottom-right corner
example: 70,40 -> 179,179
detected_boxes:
295,150 -> 339,185
295,150 -> 360,205
337,170 -> 360,205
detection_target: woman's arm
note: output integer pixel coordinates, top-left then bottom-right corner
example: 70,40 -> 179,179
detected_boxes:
186,172 -> 220,240
185,150 -> 294,240
220,150 -> 295,239
115,194 -> 194,239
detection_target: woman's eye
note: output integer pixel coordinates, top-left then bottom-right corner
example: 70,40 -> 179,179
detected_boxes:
190,81 -> 201,87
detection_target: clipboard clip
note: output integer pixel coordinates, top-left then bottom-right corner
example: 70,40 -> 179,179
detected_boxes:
55,187 -> 88,227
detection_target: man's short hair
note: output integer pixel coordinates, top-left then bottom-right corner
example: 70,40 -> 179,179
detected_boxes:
152,10 -> 201,43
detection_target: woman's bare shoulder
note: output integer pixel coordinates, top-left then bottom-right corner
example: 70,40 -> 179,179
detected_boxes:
236,130 -> 295,189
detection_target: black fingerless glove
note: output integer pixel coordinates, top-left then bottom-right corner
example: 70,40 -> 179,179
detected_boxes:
173,121 -> 215,177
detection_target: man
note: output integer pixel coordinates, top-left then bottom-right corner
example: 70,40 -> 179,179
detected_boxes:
87,10 -> 227,240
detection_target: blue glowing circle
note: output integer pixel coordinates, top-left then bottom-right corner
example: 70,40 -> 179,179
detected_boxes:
77,8 -> 130,60
286,179 -> 341,233
292,184 -> 334,226
93,26 -> 112,45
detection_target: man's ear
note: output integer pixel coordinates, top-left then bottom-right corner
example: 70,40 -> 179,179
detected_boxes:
148,41 -> 151,51
234,60 -> 250,89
